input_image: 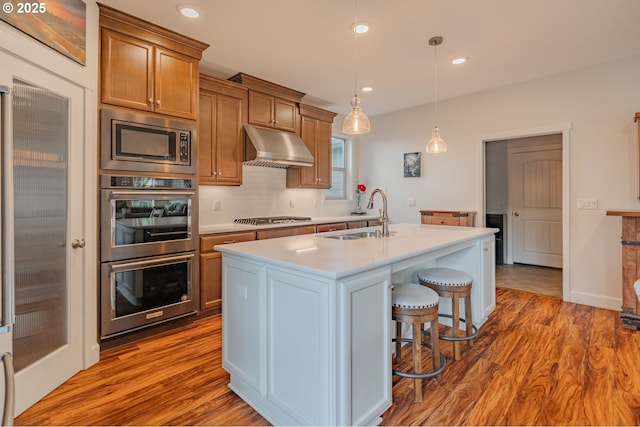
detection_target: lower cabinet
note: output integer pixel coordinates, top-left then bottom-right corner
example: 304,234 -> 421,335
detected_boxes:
199,231 -> 256,314
256,225 -> 316,240
316,222 -> 346,232
222,257 -> 392,426
347,220 -> 368,229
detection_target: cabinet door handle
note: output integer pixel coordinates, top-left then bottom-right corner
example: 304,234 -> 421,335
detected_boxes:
156,99 -> 161,105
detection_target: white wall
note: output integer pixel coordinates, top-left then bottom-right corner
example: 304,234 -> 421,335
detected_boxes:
356,54 -> 640,310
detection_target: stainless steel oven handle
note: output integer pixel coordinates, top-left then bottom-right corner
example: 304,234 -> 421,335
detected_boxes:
108,190 -> 196,197
146,231 -> 189,238
109,253 -> 195,272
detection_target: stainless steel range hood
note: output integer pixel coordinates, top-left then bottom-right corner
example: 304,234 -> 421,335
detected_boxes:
243,125 -> 313,168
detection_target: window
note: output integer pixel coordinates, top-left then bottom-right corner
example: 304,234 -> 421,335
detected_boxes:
325,137 -> 346,200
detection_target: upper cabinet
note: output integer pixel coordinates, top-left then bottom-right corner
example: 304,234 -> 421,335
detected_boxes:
287,104 -> 337,189
247,91 -> 298,132
229,73 -> 304,133
199,75 -> 247,186
99,4 -> 208,120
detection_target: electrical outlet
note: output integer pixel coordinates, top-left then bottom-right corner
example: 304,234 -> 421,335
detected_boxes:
213,200 -> 221,211
313,199 -> 318,207
289,199 -> 295,208
407,198 -> 416,207
235,285 -> 248,299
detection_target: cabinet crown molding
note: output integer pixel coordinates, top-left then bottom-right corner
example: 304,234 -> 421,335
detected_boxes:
98,2 -> 209,59
229,73 -> 305,103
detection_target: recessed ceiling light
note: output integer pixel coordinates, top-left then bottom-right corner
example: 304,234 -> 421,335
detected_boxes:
350,22 -> 370,34
360,86 -> 373,92
452,57 -> 467,65
177,4 -> 199,18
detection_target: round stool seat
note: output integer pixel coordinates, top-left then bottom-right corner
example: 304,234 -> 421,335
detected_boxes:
391,283 -> 445,403
417,267 -> 473,287
392,283 -> 439,309
418,267 -> 476,361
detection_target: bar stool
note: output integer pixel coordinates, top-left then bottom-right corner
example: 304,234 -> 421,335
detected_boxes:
392,283 -> 446,403
418,267 -> 478,361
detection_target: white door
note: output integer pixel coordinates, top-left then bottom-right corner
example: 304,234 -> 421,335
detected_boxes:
0,51 -> 85,416
509,147 -> 562,268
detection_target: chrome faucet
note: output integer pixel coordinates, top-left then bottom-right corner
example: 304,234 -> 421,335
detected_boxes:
367,188 -> 389,236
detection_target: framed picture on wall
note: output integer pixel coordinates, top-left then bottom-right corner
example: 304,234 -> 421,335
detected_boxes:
0,0 -> 86,65
403,152 -> 421,177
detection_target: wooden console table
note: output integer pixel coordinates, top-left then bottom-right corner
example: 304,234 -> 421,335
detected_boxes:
606,209 -> 640,329
420,210 -> 476,227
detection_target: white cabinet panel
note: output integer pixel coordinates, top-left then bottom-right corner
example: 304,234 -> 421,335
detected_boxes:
338,269 -> 392,426
267,269 -> 331,426
222,258 -> 266,394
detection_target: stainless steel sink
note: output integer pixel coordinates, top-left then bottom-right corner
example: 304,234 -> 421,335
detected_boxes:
322,230 -> 393,240
324,234 -> 363,240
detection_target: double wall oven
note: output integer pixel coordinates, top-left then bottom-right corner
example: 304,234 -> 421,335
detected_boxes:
100,108 -> 199,339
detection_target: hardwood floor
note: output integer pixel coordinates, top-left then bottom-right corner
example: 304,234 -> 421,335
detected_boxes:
16,288 -> 640,426
496,263 -> 563,298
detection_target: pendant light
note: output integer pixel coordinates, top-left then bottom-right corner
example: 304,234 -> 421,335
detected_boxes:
426,36 -> 447,153
342,0 -> 371,135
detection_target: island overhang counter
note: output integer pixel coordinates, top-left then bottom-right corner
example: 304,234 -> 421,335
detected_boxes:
215,223 -> 497,426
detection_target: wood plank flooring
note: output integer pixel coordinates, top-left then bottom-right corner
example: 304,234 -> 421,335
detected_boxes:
496,263 -> 562,298
16,288 -> 640,426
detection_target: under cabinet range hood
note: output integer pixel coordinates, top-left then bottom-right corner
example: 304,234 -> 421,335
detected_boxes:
243,125 -> 314,168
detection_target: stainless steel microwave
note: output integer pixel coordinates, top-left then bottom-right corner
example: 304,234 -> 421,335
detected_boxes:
101,108 -> 196,174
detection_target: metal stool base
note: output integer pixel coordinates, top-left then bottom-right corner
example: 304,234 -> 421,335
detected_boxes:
391,337 -> 447,379
423,313 -> 478,342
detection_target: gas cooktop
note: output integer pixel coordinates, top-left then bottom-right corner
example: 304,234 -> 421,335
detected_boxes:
234,216 -> 312,226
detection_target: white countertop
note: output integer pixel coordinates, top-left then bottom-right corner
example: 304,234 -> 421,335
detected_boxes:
215,223 -> 498,279
199,215 -> 379,234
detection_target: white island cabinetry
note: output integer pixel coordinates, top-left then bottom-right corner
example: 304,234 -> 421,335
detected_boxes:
217,223 -> 497,426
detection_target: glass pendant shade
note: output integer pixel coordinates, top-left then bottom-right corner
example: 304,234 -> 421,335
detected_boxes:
426,126 -> 447,153
342,94 -> 371,135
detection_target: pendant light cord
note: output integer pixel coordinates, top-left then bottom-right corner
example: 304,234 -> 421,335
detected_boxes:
353,0 -> 359,95
433,41 -> 438,128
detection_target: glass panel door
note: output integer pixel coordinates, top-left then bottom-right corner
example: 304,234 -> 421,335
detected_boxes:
12,78 -> 68,372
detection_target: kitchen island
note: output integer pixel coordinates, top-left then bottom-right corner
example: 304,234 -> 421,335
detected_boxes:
216,223 -> 497,426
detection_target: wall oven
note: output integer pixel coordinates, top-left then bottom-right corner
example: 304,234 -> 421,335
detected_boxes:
100,175 -> 198,339
101,175 -> 196,261
101,108 -> 196,175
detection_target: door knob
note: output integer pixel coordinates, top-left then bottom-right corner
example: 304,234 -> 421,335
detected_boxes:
513,211 -> 520,216
71,238 -> 86,249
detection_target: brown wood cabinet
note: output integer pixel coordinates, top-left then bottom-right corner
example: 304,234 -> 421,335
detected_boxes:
347,220 -> 368,229
420,210 -> 477,227
228,73 -> 304,133
247,91 -> 298,132
199,75 -> 247,185
99,5 -> 208,120
316,222 -> 347,233
286,104 -> 337,189
199,231 -> 256,314
256,225 -> 317,240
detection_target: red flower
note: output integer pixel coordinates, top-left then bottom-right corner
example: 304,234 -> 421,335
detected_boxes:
356,184 -> 367,193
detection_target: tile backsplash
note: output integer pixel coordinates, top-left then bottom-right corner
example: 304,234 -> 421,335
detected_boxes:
199,165 -> 354,225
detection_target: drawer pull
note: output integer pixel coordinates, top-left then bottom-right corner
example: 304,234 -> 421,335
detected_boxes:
223,240 -> 237,244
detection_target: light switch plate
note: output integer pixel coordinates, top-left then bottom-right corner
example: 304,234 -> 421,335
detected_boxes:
577,198 -> 598,209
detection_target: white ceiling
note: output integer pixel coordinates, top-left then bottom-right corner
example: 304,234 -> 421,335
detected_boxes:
98,0 -> 640,118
